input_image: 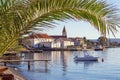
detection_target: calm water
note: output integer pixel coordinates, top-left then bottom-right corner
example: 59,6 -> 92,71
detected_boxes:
18,48 -> 120,80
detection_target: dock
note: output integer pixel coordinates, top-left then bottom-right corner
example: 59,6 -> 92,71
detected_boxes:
0,59 -> 50,71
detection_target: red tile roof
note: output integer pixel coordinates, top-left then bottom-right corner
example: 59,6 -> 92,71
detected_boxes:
28,34 -> 54,39
50,36 -> 67,39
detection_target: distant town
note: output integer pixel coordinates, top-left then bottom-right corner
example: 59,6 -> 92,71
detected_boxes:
22,26 -> 120,51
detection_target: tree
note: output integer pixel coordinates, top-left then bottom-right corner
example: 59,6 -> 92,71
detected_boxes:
0,0 -> 120,54
83,37 -> 87,44
83,37 -> 94,48
97,36 -> 108,47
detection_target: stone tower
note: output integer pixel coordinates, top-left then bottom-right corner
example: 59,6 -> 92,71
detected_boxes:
62,26 -> 67,38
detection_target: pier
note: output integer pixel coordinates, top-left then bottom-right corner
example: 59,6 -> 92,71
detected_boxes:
0,59 -> 50,71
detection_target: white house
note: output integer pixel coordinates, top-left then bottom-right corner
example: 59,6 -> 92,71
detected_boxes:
51,42 -> 61,48
23,26 -> 76,49
26,33 -> 54,48
56,38 -> 74,48
70,37 -> 84,46
61,41 -> 74,48
40,42 -> 61,48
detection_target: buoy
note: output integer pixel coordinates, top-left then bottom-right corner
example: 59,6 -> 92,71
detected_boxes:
102,58 -> 104,62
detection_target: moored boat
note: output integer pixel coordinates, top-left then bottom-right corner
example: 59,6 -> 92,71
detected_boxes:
94,48 -> 103,51
74,50 -> 98,61
94,45 -> 104,51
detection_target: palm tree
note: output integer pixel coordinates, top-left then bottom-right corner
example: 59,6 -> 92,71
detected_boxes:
0,0 -> 120,54
97,36 -> 108,47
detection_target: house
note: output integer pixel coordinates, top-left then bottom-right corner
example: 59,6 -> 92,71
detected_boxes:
51,26 -> 74,48
56,38 -> 74,48
40,42 -> 61,48
26,33 -> 54,48
23,26 -> 75,49
69,37 -> 84,46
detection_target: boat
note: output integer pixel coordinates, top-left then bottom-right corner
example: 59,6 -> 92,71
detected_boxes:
94,45 -> 103,51
2,52 -> 17,56
94,48 -> 103,51
1,52 -> 20,65
74,50 -> 98,61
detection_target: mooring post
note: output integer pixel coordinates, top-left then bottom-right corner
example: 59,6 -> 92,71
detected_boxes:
4,62 -> 7,66
45,60 -> 48,72
28,61 -> 30,71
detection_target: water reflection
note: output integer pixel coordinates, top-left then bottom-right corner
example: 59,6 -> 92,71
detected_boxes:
20,51 -> 99,75
20,51 -> 73,74
60,51 -> 67,76
20,52 -> 51,73
19,48 -> 120,80
21,51 -> 99,71
74,61 -> 98,69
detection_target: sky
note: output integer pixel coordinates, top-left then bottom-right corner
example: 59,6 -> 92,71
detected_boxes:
43,0 -> 120,39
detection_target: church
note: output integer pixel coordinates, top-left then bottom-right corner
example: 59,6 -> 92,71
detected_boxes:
50,26 -> 74,48
50,26 -> 67,39
25,26 -> 75,48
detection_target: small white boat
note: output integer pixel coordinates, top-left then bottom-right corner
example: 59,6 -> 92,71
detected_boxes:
74,50 -> 98,61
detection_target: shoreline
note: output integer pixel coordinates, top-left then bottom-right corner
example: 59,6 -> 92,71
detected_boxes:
21,48 -> 94,53
0,66 -> 27,80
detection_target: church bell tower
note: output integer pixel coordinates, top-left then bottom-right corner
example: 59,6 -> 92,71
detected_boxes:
62,26 -> 67,38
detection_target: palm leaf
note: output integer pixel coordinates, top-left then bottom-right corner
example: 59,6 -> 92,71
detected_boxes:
0,0 -> 120,54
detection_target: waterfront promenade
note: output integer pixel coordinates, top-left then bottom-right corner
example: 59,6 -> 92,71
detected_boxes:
21,47 -> 94,53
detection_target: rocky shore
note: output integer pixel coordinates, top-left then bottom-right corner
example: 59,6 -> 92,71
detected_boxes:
0,66 -> 27,80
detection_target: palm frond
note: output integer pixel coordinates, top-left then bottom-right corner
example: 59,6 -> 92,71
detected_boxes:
0,0 -> 120,54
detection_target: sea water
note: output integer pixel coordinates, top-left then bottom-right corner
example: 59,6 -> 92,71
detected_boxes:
18,48 -> 120,80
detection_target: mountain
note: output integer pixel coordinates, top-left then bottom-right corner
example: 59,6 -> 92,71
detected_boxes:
89,38 -> 120,43
109,38 -> 120,43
